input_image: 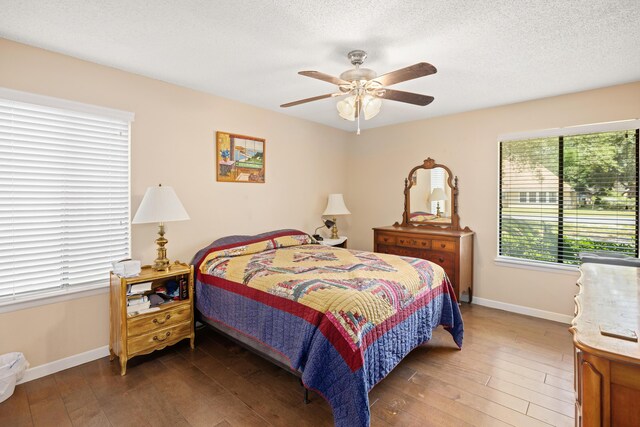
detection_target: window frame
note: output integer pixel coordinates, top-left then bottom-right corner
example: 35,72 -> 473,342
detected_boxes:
495,119 -> 640,271
0,87 -> 134,313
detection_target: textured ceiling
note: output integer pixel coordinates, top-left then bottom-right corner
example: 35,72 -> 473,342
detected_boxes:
1,0 -> 639,132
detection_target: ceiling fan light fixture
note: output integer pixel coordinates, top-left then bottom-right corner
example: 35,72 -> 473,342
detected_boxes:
362,95 -> 382,120
282,50 -> 437,133
337,96 -> 356,121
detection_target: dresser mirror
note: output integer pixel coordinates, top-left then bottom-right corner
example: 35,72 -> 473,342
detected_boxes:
397,158 -> 463,230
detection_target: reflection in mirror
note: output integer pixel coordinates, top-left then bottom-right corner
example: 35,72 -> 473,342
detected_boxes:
409,168 -> 452,224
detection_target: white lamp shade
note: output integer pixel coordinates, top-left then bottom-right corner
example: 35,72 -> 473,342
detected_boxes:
362,95 -> 382,120
429,187 -> 448,202
323,193 -> 351,216
132,185 -> 190,224
337,96 -> 356,121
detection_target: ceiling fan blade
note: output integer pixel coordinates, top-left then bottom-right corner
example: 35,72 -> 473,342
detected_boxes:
374,62 -> 437,87
280,93 -> 342,108
378,89 -> 434,106
299,71 -> 350,86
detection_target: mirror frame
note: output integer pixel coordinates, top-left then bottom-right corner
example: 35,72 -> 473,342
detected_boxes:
394,158 -> 469,231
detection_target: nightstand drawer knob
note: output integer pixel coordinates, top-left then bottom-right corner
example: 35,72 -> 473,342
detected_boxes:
440,243 -> 446,248
438,257 -> 445,263
153,314 -> 171,325
153,331 -> 171,342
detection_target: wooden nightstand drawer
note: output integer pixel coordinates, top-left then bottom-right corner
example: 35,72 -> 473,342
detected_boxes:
127,303 -> 191,337
376,233 -> 396,245
127,321 -> 191,356
432,240 -> 456,252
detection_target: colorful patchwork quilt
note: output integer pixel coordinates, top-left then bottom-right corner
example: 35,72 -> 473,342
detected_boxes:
193,230 -> 463,427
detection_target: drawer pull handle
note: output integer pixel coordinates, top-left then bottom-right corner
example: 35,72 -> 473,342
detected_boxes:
383,237 -> 388,242
411,240 -> 417,245
153,331 -> 171,342
440,243 -> 446,248
422,241 -> 427,246
153,314 -> 171,325
438,257 -> 445,263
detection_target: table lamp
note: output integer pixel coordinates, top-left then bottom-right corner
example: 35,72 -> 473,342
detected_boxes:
313,219 -> 336,241
132,184 -> 190,271
323,194 -> 350,239
430,187 -> 448,218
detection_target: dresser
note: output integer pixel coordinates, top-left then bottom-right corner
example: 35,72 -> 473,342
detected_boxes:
571,263 -> 640,426
373,226 -> 474,303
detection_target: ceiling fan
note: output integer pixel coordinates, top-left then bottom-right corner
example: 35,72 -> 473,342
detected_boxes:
280,50 -> 437,134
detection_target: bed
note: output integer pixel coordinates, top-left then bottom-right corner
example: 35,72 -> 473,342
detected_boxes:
192,229 -> 463,427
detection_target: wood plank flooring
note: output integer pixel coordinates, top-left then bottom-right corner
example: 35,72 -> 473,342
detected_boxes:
0,305 -> 575,426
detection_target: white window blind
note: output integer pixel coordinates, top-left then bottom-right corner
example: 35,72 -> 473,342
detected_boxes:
499,123 -> 639,265
0,94 -> 132,302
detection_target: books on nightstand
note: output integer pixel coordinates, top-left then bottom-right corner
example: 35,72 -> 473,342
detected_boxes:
127,295 -> 150,315
127,281 -> 152,295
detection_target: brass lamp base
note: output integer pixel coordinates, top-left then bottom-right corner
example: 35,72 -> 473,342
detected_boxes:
330,217 -> 339,239
153,223 -> 171,271
436,202 -> 442,218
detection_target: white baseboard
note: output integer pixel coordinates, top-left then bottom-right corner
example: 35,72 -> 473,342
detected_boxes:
17,345 -> 110,384
473,297 -> 573,324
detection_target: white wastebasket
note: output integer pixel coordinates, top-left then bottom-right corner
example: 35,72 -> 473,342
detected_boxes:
0,352 -> 29,403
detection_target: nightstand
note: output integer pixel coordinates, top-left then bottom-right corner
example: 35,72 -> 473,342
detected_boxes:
319,236 -> 348,248
109,262 -> 194,375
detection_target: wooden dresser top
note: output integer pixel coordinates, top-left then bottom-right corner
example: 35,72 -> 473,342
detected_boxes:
572,263 -> 640,365
373,225 -> 475,237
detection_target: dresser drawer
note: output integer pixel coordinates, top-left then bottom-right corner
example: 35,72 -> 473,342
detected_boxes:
424,251 -> 455,272
376,233 -> 397,245
127,304 -> 191,337
127,321 -> 191,356
380,245 -> 424,258
432,240 -> 456,252
397,235 -> 431,249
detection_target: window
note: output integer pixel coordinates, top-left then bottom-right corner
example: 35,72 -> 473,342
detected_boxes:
519,192 -> 526,203
0,89 -> 133,304
539,192 -> 547,203
499,121 -> 639,265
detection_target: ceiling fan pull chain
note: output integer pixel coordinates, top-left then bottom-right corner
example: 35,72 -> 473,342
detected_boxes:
357,113 -> 361,135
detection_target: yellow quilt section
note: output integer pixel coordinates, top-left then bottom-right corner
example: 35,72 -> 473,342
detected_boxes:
204,244 -> 445,346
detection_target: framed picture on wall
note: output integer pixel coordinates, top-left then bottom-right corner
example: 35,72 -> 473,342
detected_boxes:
216,131 -> 265,183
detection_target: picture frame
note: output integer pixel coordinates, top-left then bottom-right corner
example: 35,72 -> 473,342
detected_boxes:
216,131 -> 265,183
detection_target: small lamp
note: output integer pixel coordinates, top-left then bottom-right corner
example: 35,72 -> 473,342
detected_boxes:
132,184 -> 190,271
322,194 -> 351,239
313,219 -> 336,241
429,187 -> 448,218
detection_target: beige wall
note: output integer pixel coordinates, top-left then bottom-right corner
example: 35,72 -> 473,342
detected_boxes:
347,81 -> 640,317
2,37 -> 639,369
0,39 -> 350,367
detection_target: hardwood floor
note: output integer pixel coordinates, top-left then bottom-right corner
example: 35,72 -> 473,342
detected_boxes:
0,305 -> 575,426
